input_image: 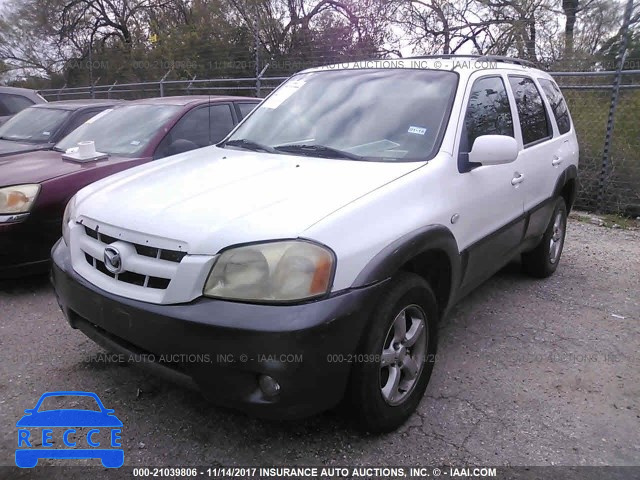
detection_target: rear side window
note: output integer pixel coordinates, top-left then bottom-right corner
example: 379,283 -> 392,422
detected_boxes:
237,103 -> 258,119
463,76 -> 514,152
208,104 -> 235,142
155,104 -> 236,159
508,76 -> 550,146
538,79 -> 571,135
60,109 -> 104,137
0,93 -> 34,115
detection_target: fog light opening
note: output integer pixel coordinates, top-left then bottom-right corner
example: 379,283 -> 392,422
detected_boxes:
258,375 -> 281,397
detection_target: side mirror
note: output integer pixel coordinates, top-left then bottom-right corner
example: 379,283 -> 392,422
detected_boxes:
168,139 -> 198,156
468,135 -> 518,166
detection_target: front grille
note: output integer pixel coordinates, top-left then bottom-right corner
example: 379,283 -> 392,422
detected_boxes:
84,226 -> 186,263
81,225 -> 185,290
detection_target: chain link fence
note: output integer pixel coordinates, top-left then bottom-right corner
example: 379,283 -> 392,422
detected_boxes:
38,67 -> 640,217
553,69 -> 640,216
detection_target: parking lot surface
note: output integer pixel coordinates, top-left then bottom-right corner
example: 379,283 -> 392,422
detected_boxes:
1,218 -> 638,477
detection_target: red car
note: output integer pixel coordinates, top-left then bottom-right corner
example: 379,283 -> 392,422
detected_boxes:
0,95 -> 261,278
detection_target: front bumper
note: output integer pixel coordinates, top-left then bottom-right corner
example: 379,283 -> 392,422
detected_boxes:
0,216 -> 61,278
51,239 -> 386,419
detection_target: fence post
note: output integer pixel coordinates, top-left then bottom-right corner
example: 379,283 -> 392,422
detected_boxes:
256,64 -> 269,98
89,76 -> 100,99
254,4 -> 260,97
159,70 -> 171,97
107,81 -> 117,99
57,84 -> 67,101
186,75 -> 197,95
597,0 -> 634,213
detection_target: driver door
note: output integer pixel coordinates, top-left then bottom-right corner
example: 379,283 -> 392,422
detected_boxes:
448,73 -> 527,292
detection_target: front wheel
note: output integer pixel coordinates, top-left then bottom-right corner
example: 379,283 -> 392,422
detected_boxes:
522,197 -> 568,278
348,272 -> 439,433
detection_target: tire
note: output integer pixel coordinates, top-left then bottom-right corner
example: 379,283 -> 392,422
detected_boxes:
522,197 -> 568,278
348,272 -> 439,433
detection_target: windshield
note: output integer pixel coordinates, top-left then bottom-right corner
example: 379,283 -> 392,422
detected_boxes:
224,68 -> 458,161
0,107 -> 70,143
56,104 -> 181,157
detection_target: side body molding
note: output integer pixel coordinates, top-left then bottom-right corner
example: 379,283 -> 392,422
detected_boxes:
352,224 -> 462,313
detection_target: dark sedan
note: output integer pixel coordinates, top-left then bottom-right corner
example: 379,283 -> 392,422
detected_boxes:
0,100 -> 123,158
0,95 -> 261,278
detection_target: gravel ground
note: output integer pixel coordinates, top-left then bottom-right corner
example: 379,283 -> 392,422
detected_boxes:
1,218 -> 639,478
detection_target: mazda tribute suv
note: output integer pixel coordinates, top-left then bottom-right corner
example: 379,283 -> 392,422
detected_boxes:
51,56 -> 579,432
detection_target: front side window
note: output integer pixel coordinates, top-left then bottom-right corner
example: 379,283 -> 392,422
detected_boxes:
458,76 -> 514,172
56,104 -> 181,157
463,76 -> 514,150
0,106 -> 70,143
508,76 -> 550,146
538,79 -> 571,135
224,68 -> 459,162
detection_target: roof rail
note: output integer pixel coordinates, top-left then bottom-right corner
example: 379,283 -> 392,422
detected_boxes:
402,54 -> 538,68
476,55 -> 538,68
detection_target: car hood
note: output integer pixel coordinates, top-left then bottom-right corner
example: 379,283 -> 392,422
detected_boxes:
0,139 -> 50,158
76,146 -> 425,254
16,410 -> 123,428
0,150 -> 133,185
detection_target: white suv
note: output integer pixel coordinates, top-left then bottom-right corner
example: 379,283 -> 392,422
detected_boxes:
52,56 -> 579,432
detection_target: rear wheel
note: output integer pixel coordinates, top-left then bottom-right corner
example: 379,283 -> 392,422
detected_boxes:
522,197 -> 568,278
348,272 -> 438,433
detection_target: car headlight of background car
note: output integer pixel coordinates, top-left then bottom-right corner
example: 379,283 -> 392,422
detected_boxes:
62,195 -> 77,246
203,240 -> 335,302
0,184 -> 40,215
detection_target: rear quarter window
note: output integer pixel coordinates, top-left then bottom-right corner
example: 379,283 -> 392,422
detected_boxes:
538,79 -> 571,135
237,103 -> 258,119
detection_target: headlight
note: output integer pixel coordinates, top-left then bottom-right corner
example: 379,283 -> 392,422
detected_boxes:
0,184 -> 40,214
62,195 -> 77,246
203,240 -> 335,302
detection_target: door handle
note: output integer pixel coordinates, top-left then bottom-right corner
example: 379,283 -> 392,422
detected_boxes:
511,173 -> 525,186
552,155 -> 563,166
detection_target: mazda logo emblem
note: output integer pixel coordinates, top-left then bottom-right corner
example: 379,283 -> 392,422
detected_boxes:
103,246 -> 123,274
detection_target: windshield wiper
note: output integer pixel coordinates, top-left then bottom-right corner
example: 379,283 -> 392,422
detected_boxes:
223,138 -> 276,153
274,144 -> 364,161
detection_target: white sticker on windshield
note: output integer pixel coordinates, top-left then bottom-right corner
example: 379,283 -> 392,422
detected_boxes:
408,126 -> 427,135
262,79 -> 306,109
130,140 -> 140,145
42,131 -> 50,136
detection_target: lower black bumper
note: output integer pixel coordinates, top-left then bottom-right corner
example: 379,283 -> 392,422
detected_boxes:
51,239 -> 386,419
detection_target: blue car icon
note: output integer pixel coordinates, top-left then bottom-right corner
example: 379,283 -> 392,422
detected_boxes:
16,391 -> 123,468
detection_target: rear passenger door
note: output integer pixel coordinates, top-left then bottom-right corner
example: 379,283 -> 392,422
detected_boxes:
506,76 -> 558,213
